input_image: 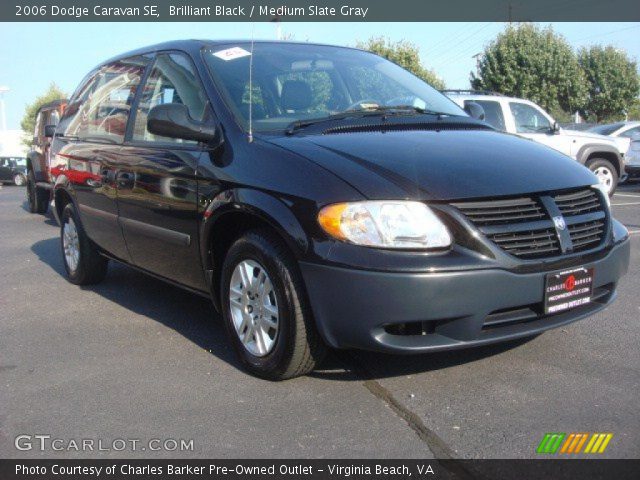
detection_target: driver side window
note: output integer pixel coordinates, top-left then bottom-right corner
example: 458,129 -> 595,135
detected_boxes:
510,102 -> 551,133
132,53 -> 207,144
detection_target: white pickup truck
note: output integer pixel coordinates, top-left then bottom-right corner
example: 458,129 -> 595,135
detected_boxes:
445,90 -> 630,195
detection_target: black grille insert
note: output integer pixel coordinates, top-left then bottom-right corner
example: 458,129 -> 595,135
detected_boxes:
452,188 -> 607,259
554,189 -> 601,216
489,228 -> 560,258
568,219 -> 606,251
451,197 -> 546,226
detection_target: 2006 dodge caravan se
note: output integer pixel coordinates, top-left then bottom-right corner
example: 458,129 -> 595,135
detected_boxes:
46,40 -> 630,379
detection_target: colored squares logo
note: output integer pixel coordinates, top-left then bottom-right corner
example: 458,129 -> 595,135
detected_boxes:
537,433 -> 613,454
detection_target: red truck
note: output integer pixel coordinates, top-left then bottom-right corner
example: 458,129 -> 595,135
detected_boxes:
26,99 -> 67,213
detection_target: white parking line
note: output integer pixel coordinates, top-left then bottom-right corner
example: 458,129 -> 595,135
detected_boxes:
628,230 -> 640,235
614,193 -> 640,198
612,202 -> 640,206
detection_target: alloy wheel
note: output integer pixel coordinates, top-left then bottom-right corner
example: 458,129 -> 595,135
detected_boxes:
229,259 -> 279,357
593,166 -> 614,194
63,218 -> 80,273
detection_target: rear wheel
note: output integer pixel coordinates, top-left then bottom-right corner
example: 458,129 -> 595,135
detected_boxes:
586,158 -> 618,196
26,170 -> 49,214
60,203 -> 108,285
220,229 -> 326,380
13,173 -> 26,186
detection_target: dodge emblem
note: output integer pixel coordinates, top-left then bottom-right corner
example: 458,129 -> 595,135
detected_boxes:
553,215 -> 566,231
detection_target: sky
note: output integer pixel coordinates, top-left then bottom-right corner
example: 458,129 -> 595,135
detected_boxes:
0,21 -> 639,130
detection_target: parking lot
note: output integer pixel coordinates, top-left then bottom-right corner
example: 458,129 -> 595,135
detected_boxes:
0,183 -> 638,460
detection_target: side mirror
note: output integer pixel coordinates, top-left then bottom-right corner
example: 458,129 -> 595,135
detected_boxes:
147,104 -> 216,144
464,102 -> 485,121
552,121 -> 560,134
44,125 -> 57,138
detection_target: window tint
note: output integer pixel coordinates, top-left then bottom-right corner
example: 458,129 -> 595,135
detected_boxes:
620,126 -> 640,139
60,57 -> 147,143
467,100 -> 506,131
132,53 -> 207,143
509,102 -> 551,133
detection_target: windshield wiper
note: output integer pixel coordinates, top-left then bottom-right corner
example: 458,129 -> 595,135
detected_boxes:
285,106 -> 451,135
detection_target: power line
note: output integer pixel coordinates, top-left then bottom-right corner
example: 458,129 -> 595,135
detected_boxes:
574,24 -> 640,43
428,22 -> 494,64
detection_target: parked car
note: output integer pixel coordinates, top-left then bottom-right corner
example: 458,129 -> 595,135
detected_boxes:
46,41 -> 629,379
0,157 -> 27,185
444,91 -> 630,195
589,121 -> 640,139
26,98 -> 67,213
589,121 -> 640,180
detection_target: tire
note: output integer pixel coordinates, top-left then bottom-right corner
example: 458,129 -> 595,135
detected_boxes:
60,203 -> 108,285
26,170 -> 49,214
220,229 -> 326,380
13,173 -> 26,186
586,158 -> 618,196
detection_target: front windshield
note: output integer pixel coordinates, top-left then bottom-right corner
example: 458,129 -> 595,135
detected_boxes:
203,42 -> 465,132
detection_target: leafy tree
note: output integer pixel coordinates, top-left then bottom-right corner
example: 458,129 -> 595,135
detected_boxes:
471,24 -> 588,115
627,99 -> 640,121
20,83 -> 67,147
577,46 -> 640,122
356,36 -> 446,90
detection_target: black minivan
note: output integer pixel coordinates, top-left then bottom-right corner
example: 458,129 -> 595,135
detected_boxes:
48,40 -> 630,379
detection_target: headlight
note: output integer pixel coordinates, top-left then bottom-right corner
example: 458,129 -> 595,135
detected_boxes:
318,201 -> 451,249
592,183 -> 611,208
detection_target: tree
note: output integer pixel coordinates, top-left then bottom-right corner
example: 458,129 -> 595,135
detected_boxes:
627,99 -> 640,121
356,36 -> 446,90
471,24 -> 587,115
578,46 -> 640,122
20,83 -> 67,147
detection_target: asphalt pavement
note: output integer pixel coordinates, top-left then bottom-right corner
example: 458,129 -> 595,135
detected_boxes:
0,183 -> 638,460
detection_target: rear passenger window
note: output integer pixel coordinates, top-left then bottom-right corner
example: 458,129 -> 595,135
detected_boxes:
132,53 -> 207,144
60,57 -> 147,143
466,100 -> 506,131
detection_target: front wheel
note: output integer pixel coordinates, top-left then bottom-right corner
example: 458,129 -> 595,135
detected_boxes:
60,203 -> 108,285
26,170 -> 49,214
220,229 -> 326,380
587,158 -> 618,196
13,173 -> 26,186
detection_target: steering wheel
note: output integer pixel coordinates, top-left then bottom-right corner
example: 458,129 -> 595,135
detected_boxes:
345,98 -> 379,111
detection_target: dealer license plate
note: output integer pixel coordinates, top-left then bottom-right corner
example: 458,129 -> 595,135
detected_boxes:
544,267 -> 594,314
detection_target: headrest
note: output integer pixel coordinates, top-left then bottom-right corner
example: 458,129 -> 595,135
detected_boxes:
281,80 -> 312,112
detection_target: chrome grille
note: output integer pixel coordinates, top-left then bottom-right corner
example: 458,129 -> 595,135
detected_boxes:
451,188 -> 607,259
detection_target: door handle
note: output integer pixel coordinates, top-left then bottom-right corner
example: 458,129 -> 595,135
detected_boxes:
116,171 -> 135,188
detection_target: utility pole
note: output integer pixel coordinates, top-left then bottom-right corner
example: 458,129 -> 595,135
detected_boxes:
508,3 -> 512,24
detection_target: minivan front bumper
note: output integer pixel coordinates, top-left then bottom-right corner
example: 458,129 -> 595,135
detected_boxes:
299,238 -> 630,353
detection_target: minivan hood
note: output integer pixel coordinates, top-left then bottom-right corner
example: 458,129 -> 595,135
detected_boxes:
267,129 -> 596,201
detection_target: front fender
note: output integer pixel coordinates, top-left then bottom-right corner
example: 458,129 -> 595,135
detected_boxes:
51,175 -> 77,225
27,151 -> 48,182
200,187 -> 310,270
575,144 -> 623,173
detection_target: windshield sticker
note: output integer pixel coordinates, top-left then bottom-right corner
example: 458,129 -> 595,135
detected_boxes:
212,47 -> 251,61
